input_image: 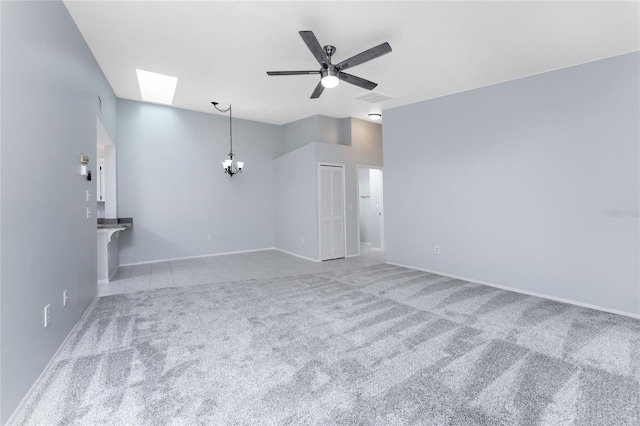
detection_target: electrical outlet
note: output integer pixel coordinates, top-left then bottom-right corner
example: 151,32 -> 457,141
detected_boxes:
207,235 -> 212,241
434,245 -> 440,254
85,190 -> 91,202
86,207 -> 91,219
63,290 -> 69,306
44,304 -> 51,327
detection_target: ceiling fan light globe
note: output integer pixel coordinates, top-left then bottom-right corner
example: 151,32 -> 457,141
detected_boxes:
321,75 -> 339,89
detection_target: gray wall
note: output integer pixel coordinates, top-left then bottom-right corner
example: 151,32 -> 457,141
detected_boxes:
117,111 -> 382,264
117,100 -> 281,264
0,1 -> 117,422
383,52 -> 640,315
280,115 -> 351,156
116,110 -> 382,265
274,117 -> 383,261
351,118 -> 383,154
273,143 -> 318,260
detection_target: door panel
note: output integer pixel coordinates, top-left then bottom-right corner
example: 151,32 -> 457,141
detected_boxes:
319,165 -> 345,261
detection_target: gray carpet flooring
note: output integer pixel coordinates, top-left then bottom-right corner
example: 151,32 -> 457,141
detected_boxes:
16,264 -> 640,425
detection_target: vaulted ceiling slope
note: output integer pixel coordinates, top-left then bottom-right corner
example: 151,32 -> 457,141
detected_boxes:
64,1 -> 639,125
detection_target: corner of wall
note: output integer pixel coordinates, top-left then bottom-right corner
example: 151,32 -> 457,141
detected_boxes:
339,117 -> 352,146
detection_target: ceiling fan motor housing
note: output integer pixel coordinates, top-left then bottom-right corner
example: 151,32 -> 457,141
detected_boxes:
323,45 -> 336,64
321,65 -> 339,78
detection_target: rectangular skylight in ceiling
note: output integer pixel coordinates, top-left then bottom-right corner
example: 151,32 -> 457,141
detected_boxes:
135,69 -> 178,105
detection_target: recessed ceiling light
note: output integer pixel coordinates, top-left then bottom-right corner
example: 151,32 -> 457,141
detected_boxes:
136,69 -> 178,105
368,113 -> 382,120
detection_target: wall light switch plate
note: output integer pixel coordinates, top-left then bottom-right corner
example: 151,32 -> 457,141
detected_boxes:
86,190 -> 91,201
86,208 -> 91,219
63,290 -> 69,306
44,304 -> 51,327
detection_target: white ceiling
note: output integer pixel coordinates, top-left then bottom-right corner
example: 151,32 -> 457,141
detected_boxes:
64,1 -> 639,125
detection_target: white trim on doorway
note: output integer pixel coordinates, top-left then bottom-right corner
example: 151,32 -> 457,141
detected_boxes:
317,163 -> 347,261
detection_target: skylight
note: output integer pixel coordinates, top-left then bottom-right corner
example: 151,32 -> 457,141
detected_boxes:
135,69 -> 178,105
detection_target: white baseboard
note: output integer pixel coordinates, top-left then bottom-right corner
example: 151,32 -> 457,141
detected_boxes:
119,247 -> 275,267
97,268 -> 118,286
386,262 -> 640,320
6,296 -> 99,425
120,247 -> 363,266
358,242 -> 384,254
274,248 -> 320,262
108,266 -> 119,281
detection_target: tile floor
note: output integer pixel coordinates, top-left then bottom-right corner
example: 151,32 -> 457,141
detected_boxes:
98,245 -> 386,296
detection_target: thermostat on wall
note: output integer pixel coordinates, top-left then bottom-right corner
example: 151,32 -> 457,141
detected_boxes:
80,155 -> 89,164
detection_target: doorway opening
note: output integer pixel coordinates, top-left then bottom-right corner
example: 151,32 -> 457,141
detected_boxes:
96,117 -> 117,218
358,166 -> 385,255
96,117 -> 119,286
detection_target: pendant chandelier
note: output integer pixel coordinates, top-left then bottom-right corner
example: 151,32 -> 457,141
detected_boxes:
212,101 -> 244,177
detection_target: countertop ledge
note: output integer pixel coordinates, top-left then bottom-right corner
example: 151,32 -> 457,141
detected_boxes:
97,217 -> 133,229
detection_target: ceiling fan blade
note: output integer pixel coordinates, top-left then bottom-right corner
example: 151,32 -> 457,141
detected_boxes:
336,42 -> 392,71
299,31 -> 328,66
338,72 -> 377,90
310,81 -> 324,99
267,71 -> 321,76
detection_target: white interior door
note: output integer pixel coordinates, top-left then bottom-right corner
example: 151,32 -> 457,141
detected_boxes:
319,165 -> 345,261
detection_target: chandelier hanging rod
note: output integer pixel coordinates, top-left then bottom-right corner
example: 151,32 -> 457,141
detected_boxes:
212,102 -> 233,157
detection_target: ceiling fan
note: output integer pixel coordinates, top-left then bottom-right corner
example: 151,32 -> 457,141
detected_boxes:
267,31 -> 392,99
